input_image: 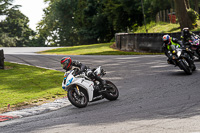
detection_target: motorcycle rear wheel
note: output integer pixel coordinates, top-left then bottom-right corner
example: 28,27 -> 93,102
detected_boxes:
67,86 -> 88,108
104,80 -> 119,101
196,48 -> 200,56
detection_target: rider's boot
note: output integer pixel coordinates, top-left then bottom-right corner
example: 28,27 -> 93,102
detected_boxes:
94,85 -> 100,92
167,59 -> 175,65
97,80 -> 107,93
88,72 -> 107,92
101,80 -> 107,88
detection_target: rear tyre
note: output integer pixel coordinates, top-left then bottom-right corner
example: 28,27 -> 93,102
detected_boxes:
67,86 -> 88,108
104,80 -> 119,101
196,48 -> 200,58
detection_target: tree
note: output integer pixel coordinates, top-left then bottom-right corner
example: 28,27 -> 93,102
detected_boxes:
40,0 -> 188,46
0,0 -> 13,15
76,0 -> 114,44
1,9 -> 34,46
0,33 -> 16,47
185,0 -> 190,9
174,0 -> 193,29
194,0 -> 199,14
0,0 -> 35,47
38,0 -> 78,46
144,0 -> 171,22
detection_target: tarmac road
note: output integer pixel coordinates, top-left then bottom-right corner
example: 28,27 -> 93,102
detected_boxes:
1,47 -> 200,133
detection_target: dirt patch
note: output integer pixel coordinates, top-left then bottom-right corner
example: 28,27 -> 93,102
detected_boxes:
110,43 -> 117,49
4,66 -> 13,70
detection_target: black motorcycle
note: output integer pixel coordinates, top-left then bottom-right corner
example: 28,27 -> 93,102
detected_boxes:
185,35 -> 200,59
170,47 -> 196,75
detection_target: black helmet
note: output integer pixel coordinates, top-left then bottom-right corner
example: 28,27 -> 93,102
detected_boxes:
182,27 -> 190,37
61,57 -> 72,71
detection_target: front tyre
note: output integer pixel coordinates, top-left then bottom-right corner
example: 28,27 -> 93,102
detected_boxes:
67,86 -> 88,108
104,80 -> 119,101
192,63 -> 196,71
178,59 -> 192,75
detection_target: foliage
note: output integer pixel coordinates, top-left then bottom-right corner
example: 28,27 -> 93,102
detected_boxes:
135,21 -> 180,33
1,9 -> 34,46
0,0 -> 15,15
134,20 -> 200,33
0,62 -> 65,113
38,0 -> 140,46
1,0 -> 199,47
0,33 -> 16,47
187,8 -> 199,26
38,0 -> 175,46
174,0 -> 194,29
0,0 -> 35,47
144,0 -> 172,22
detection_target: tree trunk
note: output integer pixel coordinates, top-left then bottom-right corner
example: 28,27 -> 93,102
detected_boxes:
185,0 -> 190,9
174,0 -> 193,29
195,0 -> 199,14
0,49 -> 5,69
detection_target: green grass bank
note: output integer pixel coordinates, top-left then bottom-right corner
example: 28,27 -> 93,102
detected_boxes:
0,62 -> 66,113
39,43 -> 162,55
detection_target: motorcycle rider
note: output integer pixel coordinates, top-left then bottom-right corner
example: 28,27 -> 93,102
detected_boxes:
61,57 -> 106,90
162,34 -> 182,64
181,27 -> 196,46
162,34 -> 194,66
181,27 -> 198,59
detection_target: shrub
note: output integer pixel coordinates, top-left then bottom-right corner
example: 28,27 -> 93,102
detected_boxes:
0,33 -> 16,47
187,8 -> 199,26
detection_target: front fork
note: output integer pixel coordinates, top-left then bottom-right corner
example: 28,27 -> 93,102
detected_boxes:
75,85 -> 81,96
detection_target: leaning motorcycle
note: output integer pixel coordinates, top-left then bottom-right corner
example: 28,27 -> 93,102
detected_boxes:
62,66 -> 119,108
186,34 -> 200,59
170,47 -> 196,75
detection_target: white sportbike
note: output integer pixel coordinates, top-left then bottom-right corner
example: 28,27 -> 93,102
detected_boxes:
62,66 -> 119,108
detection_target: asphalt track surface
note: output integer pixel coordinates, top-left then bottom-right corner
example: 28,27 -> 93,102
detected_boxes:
1,47 -> 200,133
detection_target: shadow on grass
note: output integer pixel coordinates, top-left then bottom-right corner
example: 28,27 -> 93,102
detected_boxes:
169,27 -> 181,32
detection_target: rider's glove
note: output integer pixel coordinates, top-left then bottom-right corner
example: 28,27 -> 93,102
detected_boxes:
86,69 -> 96,79
86,69 -> 92,76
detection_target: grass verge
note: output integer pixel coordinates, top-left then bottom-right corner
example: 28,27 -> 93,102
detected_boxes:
135,21 -> 180,33
134,20 -> 200,33
0,62 -> 66,113
38,43 -> 162,55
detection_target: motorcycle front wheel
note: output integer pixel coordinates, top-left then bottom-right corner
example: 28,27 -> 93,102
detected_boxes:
67,86 -> 88,108
104,80 -> 119,101
178,59 -> 192,75
192,63 -> 196,71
